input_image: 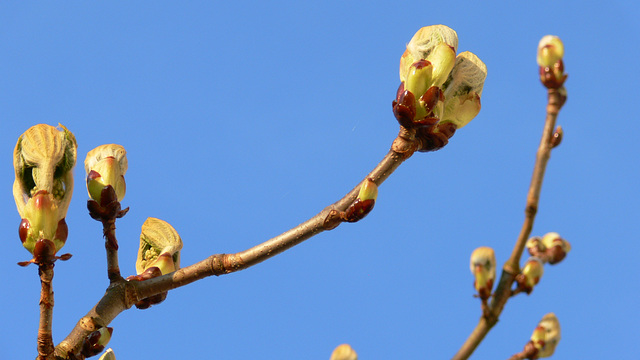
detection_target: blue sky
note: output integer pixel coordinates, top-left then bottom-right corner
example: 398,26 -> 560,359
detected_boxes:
1,1 -> 638,359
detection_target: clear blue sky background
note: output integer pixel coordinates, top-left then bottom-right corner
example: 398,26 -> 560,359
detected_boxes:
1,1 -> 638,359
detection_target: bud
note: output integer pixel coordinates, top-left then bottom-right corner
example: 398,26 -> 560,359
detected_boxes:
441,51 -> 487,129
536,313 -> 561,358
85,144 -> 128,204
136,218 -> 183,275
537,35 -> 564,68
99,349 -> 116,360
470,247 -> 496,300
526,236 -> 544,256
400,25 -> 458,82
530,325 -> 546,351
541,232 -> 571,264
518,257 -> 544,293
343,179 -> 378,222
330,344 -> 358,360
82,327 -> 113,357
13,124 -> 76,255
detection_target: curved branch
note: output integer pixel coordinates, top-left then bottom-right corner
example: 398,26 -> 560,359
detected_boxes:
54,132 -> 418,358
452,88 -> 565,360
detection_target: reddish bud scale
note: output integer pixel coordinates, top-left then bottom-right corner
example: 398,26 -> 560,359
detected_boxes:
344,199 -> 375,222
19,219 -> 30,244
126,267 -> 168,309
392,88 -> 417,129
56,218 -> 68,245
420,86 -> 444,116
33,239 -> 56,264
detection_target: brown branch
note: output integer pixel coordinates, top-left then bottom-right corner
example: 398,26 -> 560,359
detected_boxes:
54,132 -> 418,358
37,263 -> 55,360
452,88 -> 564,360
103,218 -> 123,283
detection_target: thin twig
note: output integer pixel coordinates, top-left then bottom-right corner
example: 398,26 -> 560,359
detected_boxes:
37,263 -> 55,360
54,133 -> 418,358
103,218 -> 123,283
452,88 -> 564,360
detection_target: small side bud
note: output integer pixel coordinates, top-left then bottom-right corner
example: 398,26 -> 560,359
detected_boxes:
541,232 -> 571,264
343,179 -> 378,222
516,257 -> 544,294
550,126 -> 563,148
470,247 -> 496,300
330,344 -> 358,360
82,327 -> 113,357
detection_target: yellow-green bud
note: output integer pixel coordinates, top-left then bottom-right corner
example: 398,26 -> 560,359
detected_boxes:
428,43 -> 456,87
400,25 -> 458,83
405,60 -> 433,99
85,144 -> 128,203
521,257 -> 544,290
537,313 -> 561,358
13,124 -> 76,229
99,349 -> 116,360
470,246 -> 496,299
330,344 -> 358,360
136,217 -> 183,275
19,191 -> 67,254
441,51 -> 487,129
357,178 -> 378,202
530,325 -> 546,351
537,35 -> 564,67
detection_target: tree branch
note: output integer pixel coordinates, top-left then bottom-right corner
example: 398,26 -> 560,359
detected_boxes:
54,132 -> 418,358
37,263 -> 55,360
452,88 -> 564,360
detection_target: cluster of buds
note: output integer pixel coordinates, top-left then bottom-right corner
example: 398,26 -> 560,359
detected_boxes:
393,25 -> 487,152
85,144 -> 129,249
470,247 -> 496,301
127,217 -> 183,309
537,35 -> 567,89
13,124 -> 77,266
81,326 -> 113,357
330,344 -> 358,360
526,232 -> 571,264
513,313 -> 561,359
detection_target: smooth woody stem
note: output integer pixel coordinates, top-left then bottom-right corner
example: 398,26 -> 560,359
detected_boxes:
37,263 -> 55,360
103,218 -> 122,282
452,88 -> 564,360
54,133 -> 418,358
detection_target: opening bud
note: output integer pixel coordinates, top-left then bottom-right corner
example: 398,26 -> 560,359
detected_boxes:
470,246 -> 496,300
541,232 -> 571,264
85,144 -> 128,204
441,51 -> 487,129
136,217 -> 183,275
330,344 -> 358,360
82,327 -> 113,357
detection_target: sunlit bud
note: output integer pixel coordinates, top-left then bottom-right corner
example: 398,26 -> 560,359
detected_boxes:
19,190 -> 68,254
541,232 -> 571,264
344,179 -> 378,222
13,124 -> 76,246
85,144 -> 128,204
537,313 -> 561,358
405,60 -> 433,99
520,257 -> 544,291
530,325 -> 546,351
537,36 -> 564,68
470,247 -> 496,300
428,43 -> 456,87
400,25 -> 458,83
136,218 -> 183,275
82,327 -> 113,357
99,349 -> 116,360
330,344 -> 358,360
526,236 -> 544,256
441,52 -> 487,129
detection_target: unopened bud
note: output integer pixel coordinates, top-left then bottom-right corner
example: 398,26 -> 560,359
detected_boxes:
530,325 -> 546,351
537,35 -> 564,68
541,232 -> 571,265
330,344 -> 358,360
537,313 -> 561,358
405,60 -> 433,100
470,247 -> 496,300
519,257 -> 544,293
343,179 -> 378,222
85,144 -> 128,204
82,327 -> 113,357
